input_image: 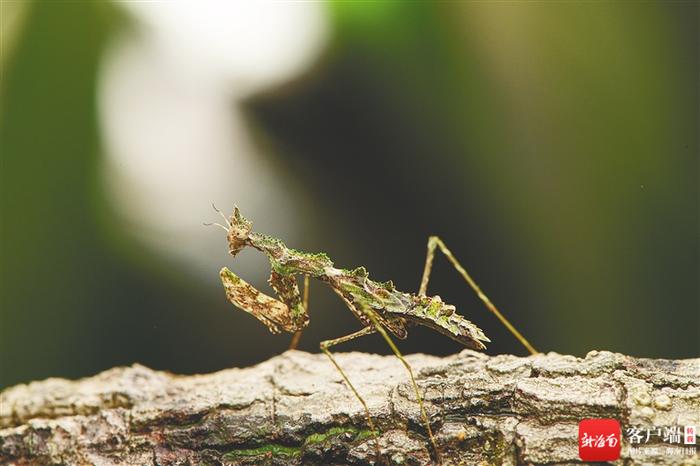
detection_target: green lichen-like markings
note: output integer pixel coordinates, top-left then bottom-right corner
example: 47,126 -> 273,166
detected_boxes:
220,427 -> 376,461
222,444 -> 301,460
303,426 -> 375,446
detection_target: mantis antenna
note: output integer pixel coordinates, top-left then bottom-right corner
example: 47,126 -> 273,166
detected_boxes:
203,221 -> 229,232
205,202 -> 233,232
211,202 -> 231,228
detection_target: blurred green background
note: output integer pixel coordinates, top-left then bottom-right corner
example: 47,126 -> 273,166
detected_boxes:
1,1 -> 697,389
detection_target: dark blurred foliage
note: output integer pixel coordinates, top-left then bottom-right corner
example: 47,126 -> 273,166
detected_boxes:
246,1 -> 698,359
0,2 -> 226,388
1,1 -> 697,389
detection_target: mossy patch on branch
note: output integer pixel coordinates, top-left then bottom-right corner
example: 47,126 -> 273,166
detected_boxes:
221,426 -> 376,460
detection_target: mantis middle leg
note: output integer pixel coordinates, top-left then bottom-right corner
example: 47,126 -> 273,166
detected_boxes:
419,236 -> 538,355
319,326 -> 382,461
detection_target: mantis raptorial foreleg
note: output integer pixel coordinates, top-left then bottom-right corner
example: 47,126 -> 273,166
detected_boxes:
288,275 -> 309,350
220,268 -> 309,335
419,236 -> 538,355
319,326 -> 382,461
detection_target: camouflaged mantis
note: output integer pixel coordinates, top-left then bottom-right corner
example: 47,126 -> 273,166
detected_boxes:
209,205 -> 538,464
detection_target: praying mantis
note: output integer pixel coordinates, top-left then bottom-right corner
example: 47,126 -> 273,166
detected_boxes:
207,205 -> 538,464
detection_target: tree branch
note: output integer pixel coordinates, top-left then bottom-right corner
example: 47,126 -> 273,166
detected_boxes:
1,350 -> 698,465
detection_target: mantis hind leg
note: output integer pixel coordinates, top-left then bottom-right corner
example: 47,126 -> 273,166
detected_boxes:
319,326 -> 382,462
354,302 -> 442,465
419,236 -> 538,355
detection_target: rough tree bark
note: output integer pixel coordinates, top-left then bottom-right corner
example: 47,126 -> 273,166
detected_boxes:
1,350 -> 698,465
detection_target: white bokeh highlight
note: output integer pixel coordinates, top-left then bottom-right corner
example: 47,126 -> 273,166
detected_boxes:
98,2 -> 329,277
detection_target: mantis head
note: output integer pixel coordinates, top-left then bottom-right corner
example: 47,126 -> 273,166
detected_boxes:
205,204 -> 254,257
227,206 -> 253,257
